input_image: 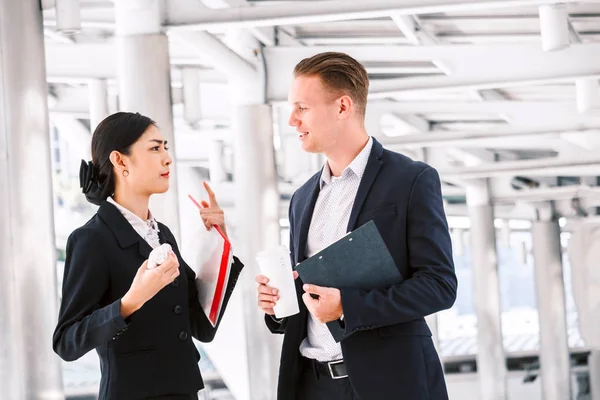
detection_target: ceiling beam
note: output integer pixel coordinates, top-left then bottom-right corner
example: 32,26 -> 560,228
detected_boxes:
366,100 -> 600,131
391,15 -> 438,45
473,89 -> 508,101
265,43 -> 600,101
368,75 -> 600,99
439,156 -> 600,180
264,42 -> 600,64
367,100 -> 578,114
380,127 -> 600,148
46,42 -> 600,105
165,0 -> 559,30
44,42 -> 229,82
492,185 -> 600,204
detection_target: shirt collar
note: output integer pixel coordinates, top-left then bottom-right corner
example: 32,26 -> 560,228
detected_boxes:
106,197 -> 159,239
320,136 -> 373,189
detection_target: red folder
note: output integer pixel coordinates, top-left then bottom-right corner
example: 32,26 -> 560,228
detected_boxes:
188,194 -> 232,327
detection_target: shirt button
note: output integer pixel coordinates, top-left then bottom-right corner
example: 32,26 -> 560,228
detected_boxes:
178,331 -> 188,341
171,277 -> 179,287
173,305 -> 183,315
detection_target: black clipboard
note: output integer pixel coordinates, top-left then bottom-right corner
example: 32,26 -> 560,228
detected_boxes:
295,220 -> 402,341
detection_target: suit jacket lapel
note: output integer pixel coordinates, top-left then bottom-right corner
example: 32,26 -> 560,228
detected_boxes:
295,174 -> 321,264
98,201 -> 153,260
136,238 -> 153,260
346,138 -> 385,232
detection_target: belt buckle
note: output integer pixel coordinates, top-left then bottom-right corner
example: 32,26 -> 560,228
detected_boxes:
327,359 -> 348,380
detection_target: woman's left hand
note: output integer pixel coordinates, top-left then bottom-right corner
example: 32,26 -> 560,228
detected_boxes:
199,181 -> 228,239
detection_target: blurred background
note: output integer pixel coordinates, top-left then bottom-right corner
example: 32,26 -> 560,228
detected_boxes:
2,0 -> 600,399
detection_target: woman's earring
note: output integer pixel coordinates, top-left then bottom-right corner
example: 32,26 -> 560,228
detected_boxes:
122,170 -> 129,177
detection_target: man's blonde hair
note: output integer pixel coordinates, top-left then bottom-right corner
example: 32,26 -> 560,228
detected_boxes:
293,52 -> 369,118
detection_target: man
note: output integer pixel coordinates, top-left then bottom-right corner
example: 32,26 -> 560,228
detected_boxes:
256,52 -> 457,400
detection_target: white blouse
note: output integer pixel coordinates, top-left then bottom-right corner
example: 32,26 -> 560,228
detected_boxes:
106,197 -> 161,249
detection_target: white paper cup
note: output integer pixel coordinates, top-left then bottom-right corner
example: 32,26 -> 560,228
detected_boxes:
256,246 -> 299,319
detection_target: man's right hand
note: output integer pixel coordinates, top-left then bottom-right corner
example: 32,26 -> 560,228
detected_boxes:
256,272 -> 299,315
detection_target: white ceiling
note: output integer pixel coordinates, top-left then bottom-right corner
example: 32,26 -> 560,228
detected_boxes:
43,0 -> 600,216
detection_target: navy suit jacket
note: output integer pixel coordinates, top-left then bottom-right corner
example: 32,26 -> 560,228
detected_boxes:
266,138 -> 457,400
53,201 -> 243,399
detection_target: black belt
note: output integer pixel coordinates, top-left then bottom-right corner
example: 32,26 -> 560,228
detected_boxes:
304,357 -> 349,380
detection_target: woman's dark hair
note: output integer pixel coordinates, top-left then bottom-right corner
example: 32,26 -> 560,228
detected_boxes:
79,112 -> 156,205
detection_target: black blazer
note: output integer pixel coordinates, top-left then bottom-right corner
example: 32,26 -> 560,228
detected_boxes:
265,138 -> 457,400
53,201 -> 243,400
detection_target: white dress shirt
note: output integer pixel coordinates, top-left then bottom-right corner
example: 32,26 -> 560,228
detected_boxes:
106,197 -> 162,249
299,137 -> 373,362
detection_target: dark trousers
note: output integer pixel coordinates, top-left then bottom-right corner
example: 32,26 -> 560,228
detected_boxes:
297,358 -> 359,400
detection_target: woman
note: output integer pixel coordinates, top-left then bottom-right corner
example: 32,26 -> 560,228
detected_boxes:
53,112 -> 244,400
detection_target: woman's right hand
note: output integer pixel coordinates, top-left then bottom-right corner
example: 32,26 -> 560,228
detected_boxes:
120,252 -> 180,318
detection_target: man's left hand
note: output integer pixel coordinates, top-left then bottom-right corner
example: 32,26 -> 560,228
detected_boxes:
302,284 -> 343,323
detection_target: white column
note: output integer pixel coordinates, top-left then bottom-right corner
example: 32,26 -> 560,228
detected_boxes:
108,89 -> 119,115
114,0 -> 180,239
182,67 -> 202,125
232,76 -> 281,399
209,140 -> 227,184
0,0 -> 64,398
466,179 -> 507,400
532,209 -> 571,400
590,350 -> 600,400
499,220 -> 511,249
453,228 -> 465,257
88,78 -> 109,131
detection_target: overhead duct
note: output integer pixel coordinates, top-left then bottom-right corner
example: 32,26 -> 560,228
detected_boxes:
169,31 -> 256,82
539,3 -> 569,52
576,78 -> 600,114
55,0 -> 81,35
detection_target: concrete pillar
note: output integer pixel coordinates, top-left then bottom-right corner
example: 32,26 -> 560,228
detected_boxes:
114,0 -> 180,239
88,78 -> 109,131
232,77 -> 281,399
466,179 -> 507,400
0,0 -> 64,398
499,219 -> 511,249
532,209 -> 571,400
209,140 -> 227,184
453,228 -> 465,257
182,67 -> 202,125
108,89 -> 119,115
590,350 -> 600,400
